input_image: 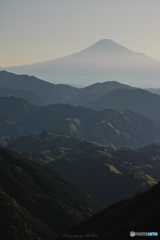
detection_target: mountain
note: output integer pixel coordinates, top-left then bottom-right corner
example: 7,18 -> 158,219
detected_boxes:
0,70 -> 16,83
68,81 -> 135,106
7,132 -> 105,163
0,87 -> 50,106
2,39 -> 160,87
138,143 -> 160,158
1,96 -> 160,148
0,134 -> 15,147
0,187 -> 56,240
0,70 -> 79,104
147,88 -> 160,95
56,181 -> 160,239
7,132 -> 159,203
7,132 -> 106,166
0,70 -> 137,107
84,88 -> 160,120
0,146 -> 108,239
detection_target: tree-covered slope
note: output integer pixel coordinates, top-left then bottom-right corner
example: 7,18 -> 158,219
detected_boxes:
138,143 -> 160,157
68,81 -> 134,106
84,88 -> 160,120
56,181 -> 160,239
0,70 -> 78,104
0,146 -> 108,239
0,134 -> 15,147
0,87 -> 50,106
7,132 -> 159,203
0,187 -> 56,240
1,96 -> 160,148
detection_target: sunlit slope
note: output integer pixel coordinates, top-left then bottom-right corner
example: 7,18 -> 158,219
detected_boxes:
7,133 -> 159,203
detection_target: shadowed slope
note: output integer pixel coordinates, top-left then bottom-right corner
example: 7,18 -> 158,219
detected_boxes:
56,182 -> 160,239
0,146 -> 108,238
84,88 -> 160,120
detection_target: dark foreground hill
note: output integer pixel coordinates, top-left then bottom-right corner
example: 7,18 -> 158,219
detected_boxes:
1,96 -> 160,148
56,181 -> 160,239
84,88 -> 160,120
0,146 -> 108,239
7,132 -> 158,203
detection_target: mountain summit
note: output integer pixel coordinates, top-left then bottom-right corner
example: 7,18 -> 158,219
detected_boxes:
2,39 -> 160,87
75,39 -> 134,56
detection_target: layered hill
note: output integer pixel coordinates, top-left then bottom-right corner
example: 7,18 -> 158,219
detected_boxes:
84,88 -> 160,120
0,87 -> 50,106
2,71 -> 160,122
2,39 -> 160,87
0,146 -> 108,239
0,70 -> 78,105
56,181 -> 160,239
1,96 -> 160,148
7,132 -> 159,203
0,70 -> 136,106
68,81 -> 135,106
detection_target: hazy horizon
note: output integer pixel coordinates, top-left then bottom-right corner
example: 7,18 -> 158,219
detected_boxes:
2,39 -> 160,88
1,0 -> 160,67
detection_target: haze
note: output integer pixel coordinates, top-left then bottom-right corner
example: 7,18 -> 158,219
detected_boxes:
1,0 -> 160,67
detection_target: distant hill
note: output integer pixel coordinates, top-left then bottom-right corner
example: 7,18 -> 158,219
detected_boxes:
0,70 -> 16,84
2,39 -> 160,87
0,70 -> 78,104
147,88 -> 160,95
1,96 -> 160,148
0,146 -> 108,239
0,70 -> 137,107
68,81 -> 135,106
84,88 -> 160,120
0,87 -> 50,106
7,132 -> 159,203
56,181 -> 160,239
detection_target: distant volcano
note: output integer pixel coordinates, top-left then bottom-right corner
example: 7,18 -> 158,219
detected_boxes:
2,39 -> 160,87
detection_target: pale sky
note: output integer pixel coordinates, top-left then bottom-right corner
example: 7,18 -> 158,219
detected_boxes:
1,0 -> 160,67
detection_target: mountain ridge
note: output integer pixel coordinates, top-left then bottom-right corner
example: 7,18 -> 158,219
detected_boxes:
2,40 -> 160,87
1,96 -> 160,149
84,88 -> 160,120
